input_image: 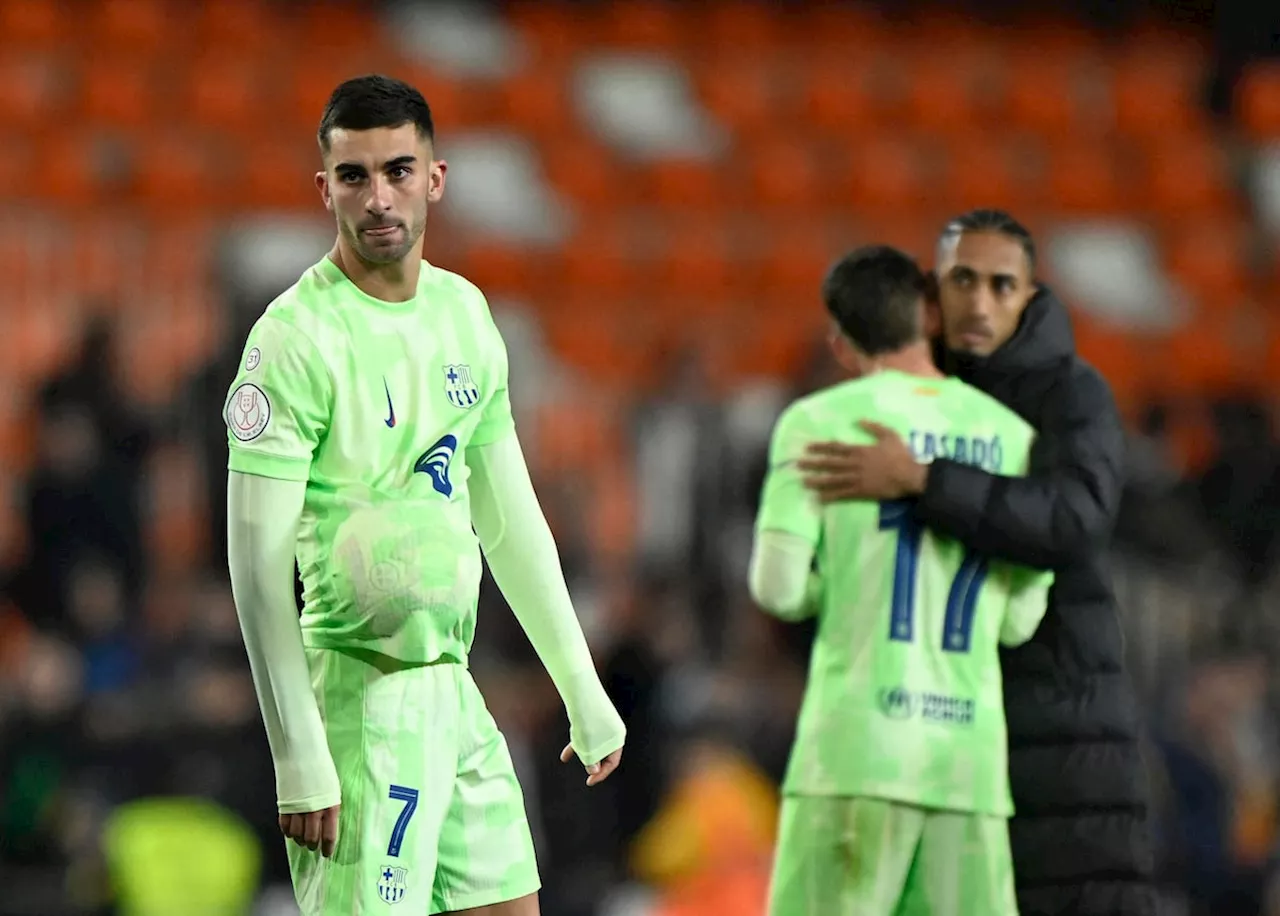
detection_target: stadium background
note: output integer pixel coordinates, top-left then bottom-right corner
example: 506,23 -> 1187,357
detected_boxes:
2,0 -> 1280,913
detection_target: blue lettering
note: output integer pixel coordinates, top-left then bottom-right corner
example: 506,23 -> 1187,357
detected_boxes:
952,435 -> 968,465
990,436 -> 1003,472
923,433 -> 938,462
971,437 -> 987,468
908,430 -> 921,459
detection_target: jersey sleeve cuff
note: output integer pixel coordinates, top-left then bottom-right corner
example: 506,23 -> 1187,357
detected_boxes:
228,449 -> 312,482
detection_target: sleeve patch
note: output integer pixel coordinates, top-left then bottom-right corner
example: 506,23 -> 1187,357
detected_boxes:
226,382 -> 272,442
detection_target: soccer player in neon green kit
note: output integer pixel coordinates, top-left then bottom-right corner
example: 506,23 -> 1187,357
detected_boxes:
750,246 -> 1052,916
223,75 -> 625,916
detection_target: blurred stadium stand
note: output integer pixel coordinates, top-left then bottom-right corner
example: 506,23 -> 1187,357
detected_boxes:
4,1 -> 1280,914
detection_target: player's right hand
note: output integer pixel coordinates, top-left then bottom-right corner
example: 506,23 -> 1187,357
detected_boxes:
560,743 -> 623,787
280,804 -> 341,858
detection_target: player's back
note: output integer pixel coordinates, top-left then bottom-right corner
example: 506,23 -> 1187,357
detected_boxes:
775,370 -> 1037,817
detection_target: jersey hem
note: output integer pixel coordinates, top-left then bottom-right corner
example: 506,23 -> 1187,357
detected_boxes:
431,877 -> 541,915
228,449 -> 311,481
779,785 -> 1012,819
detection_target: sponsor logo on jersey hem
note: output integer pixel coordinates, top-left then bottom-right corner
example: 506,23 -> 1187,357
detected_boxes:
226,383 -> 271,442
443,364 -> 480,410
876,686 -> 974,725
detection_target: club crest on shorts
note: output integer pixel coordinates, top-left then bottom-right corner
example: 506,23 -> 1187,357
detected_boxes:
442,364 -> 480,409
225,383 -> 270,441
377,865 -> 408,905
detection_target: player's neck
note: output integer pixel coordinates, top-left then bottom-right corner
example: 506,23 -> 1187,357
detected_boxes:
330,242 -> 423,303
874,341 -> 944,380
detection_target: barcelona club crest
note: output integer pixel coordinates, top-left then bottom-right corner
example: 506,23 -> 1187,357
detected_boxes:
377,865 -> 408,905
442,364 -> 480,410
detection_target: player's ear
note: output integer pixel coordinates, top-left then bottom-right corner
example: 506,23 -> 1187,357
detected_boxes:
316,170 -> 333,212
428,159 -> 447,203
922,299 -> 941,339
827,326 -> 861,377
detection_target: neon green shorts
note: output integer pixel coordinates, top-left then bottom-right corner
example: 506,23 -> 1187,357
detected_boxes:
288,649 -> 540,915
767,795 -> 1018,916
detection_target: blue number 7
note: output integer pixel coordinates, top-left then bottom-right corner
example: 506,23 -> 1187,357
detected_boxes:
387,785 -> 419,858
878,500 -> 988,653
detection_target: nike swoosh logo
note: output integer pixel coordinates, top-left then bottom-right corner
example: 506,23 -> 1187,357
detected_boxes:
383,378 -> 396,428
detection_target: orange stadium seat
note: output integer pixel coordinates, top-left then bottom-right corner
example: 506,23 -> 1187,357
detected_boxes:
493,63 -> 576,138
0,0 -> 64,49
194,0 -> 275,55
940,137 -> 1036,213
91,0 -> 171,56
898,49 -> 995,132
597,0 -> 687,51
296,1 -> 380,55
1004,50 -> 1107,138
1134,130 -> 1235,217
841,137 -> 931,211
0,53 -> 65,131
653,220 -> 739,308
637,155 -> 730,215
1158,319 -> 1244,398
132,131 -> 220,213
40,133 -> 106,207
1237,62 -> 1280,140
1045,143 -> 1128,214
178,54 -> 267,135
540,302 -> 656,390
458,242 -> 545,301
697,2 -> 783,53
1072,314 -> 1149,418
1111,45 -> 1208,140
505,2 -> 582,65
553,219 -> 640,301
79,56 -> 159,129
1164,221 -> 1252,309
694,55 -> 779,140
539,140 -> 628,214
743,139 -> 824,216
0,136 -> 32,203
755,224 -> 838,303
798,55 -> 880,137
792,4 -> 888,53
239,138 -> 323,212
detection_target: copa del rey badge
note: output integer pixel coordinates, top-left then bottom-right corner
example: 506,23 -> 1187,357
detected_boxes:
226,382 -> 271,441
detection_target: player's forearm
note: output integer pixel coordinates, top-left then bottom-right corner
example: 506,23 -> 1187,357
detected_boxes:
227,470 -> 339,813
749,530 -> 821,621
469,434 -> 625,764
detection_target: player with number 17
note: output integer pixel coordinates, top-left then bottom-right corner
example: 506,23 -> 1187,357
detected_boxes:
749,246 -> 1052,916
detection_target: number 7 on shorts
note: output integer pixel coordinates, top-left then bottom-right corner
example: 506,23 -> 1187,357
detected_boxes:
387,785 -> 419,857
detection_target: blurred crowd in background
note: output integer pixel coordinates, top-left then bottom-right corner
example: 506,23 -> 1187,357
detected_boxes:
5,0 -> 1280,914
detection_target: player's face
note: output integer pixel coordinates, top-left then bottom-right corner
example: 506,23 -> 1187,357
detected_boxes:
934,231 -> 1034,357
317,124 -> 446,266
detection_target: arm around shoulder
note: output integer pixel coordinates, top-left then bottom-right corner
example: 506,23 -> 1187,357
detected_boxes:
915,367 -> 1125,570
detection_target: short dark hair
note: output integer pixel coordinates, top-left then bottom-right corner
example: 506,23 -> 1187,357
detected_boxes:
317,75 -> 435,154
822,246 -> 928,356
937,208 -> 1036,272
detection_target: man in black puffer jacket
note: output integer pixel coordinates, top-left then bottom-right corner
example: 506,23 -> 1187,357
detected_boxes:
798,209 -> 1156,916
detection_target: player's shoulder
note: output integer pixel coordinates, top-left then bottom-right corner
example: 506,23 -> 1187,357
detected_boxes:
945,378 -> 1034,439
423,262 -> 493,319
773,377 -> 875,440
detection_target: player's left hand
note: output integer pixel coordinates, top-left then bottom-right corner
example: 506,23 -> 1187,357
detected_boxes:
560,743 -> 622,787
798,421 -> 926,502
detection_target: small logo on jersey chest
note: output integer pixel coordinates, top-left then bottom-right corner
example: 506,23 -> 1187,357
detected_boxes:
377,865 -> 408,904
413,434 -> 457,497
442,364 -> 480,410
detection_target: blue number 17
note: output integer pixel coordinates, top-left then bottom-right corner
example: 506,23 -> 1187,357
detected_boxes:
877,500 -> 987,653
